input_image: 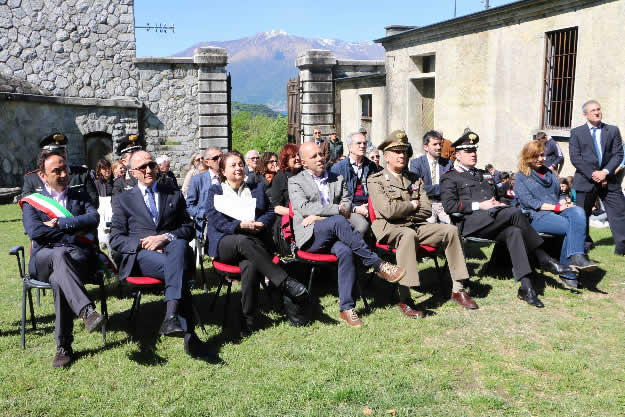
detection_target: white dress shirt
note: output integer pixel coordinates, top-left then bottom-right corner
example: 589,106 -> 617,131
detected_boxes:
44,183 -> 68,209
426,154 -> 439,185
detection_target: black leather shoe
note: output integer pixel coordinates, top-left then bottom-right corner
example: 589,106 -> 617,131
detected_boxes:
517,287 -> 544,308
282,277 -> 308,299
159,315 -> 185,337
184,334 -> 218,361
568,254 -> 598,272
559,274 -> 579,289
538,256 -> 572,275
52,346 -> 73,368
80,305 -> 106,333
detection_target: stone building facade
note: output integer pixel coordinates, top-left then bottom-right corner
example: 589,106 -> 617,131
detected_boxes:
296,0 -> 625,174
0,0 -> 230,187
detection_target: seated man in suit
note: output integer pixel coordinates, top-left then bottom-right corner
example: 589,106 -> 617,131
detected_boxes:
288,142 -> 406,328
330,131 -> 380,237
440,132 -> 571,308
409,130 -> 453,224
21,151 -> 106,368
110,150 -> 211,360
186,147 -> 223,237
369,130 -> 478,318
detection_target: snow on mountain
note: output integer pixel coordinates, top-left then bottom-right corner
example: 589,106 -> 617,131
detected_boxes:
172,31 -> 384,110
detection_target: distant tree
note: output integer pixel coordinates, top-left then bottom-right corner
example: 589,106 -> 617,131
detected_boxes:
232,112 -> 288,155
231,101 -> 281,119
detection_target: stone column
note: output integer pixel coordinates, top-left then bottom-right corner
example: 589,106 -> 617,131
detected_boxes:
296,50 -> 337,143
194,47 -> 229,150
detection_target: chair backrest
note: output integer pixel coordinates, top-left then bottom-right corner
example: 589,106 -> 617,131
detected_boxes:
9,245 -> 26,278
367,197 -> 377,222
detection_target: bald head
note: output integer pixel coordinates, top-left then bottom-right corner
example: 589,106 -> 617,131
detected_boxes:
129,150 -> 151,169
299,141 -> 326,177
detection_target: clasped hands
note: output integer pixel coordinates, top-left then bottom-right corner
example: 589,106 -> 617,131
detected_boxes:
140,235 -> 168,252
479,197 -> 507,210
301,203 -> 352,227
591,170 -> 608,186
239,220 -> 264,233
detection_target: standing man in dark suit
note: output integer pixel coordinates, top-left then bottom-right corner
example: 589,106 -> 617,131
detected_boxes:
289,142 -> 406,327
110,150 -> 211,360
569,100 -> 625,255
22,133 -> 98,207
409,130 -> 453,224
111,134 -> 143,197
21,151 -> 106,368
440,132 -> 571,308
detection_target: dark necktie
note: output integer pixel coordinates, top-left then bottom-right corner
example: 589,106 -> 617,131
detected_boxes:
146,187 -> 158,224
591,127 -> 602,164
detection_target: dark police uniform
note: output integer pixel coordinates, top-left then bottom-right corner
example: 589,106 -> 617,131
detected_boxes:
440,131 -> 546,282
22,133 -> 98,207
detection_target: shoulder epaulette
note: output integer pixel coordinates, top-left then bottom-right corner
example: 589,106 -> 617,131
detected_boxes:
24,169 -> 40,176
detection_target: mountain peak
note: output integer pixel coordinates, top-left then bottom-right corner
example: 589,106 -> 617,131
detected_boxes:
259,29 -> 288,39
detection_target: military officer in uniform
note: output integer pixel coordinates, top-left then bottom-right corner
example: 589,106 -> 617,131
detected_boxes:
22,133 -> 98,207
112,134 -> 143,197
368,130 -> 478,318
440,131 -> 572,308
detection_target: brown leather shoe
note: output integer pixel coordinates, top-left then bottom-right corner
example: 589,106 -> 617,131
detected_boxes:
451,290 -> 478,309
397,302 -> 424,318
376,262 -> 406,283
52,346 -> 73,369
338,309 -> 363,327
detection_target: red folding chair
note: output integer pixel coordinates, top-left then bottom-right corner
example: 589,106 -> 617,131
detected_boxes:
209,255 -> 281,330
288,202 -> 370,311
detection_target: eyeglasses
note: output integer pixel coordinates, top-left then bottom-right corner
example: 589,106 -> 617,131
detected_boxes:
267,160 -> 278,164
208,155 -> 221,161
248,157 -> 260,160
313,131 -> 320,135
194,158 -> 203,163
132,161 -> 158,173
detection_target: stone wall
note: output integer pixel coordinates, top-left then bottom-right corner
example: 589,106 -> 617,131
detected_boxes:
0,93 -> 140,186
0,0 -> 138,99
135,58 -> 198,175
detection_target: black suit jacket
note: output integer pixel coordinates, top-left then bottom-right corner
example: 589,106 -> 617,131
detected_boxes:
109,181 -> 194,280
409,155 -> 453,199
440,168 -> 501,236
21,187 -> 99,276
569,122 -> 623,192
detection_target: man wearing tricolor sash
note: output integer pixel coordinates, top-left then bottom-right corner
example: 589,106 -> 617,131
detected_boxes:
21,151 -> 106,368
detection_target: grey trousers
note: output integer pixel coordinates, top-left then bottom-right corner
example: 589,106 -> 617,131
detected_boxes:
35,246 -> 94,347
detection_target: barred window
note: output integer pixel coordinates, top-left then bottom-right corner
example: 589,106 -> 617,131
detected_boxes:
542,27 -> 578,130
361,94 -> 372,119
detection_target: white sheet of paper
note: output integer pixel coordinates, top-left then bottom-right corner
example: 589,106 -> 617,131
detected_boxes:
213,194 -> 256,221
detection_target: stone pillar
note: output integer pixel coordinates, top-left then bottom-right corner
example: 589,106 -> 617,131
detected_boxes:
194,47 -> 229,150
296,50 -> 337,143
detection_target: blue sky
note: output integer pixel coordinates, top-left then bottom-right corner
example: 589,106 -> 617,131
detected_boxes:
135,0 -> 515,56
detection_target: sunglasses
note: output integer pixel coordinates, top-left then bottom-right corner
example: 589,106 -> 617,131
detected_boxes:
208,155 -> 221,161
248,156 -> 260,160
267,160 -> 278,164
132,161 -> 158,173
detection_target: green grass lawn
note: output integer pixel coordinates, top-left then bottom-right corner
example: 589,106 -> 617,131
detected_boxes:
1,203 -> 624,416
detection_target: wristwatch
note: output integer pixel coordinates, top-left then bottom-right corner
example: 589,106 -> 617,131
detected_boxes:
164,233 -> 175,242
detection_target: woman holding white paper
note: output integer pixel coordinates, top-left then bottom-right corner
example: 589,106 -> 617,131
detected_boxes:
204,151 -> 309,336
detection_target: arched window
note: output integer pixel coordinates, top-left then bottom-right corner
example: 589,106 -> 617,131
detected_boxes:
84,132 -> 113,170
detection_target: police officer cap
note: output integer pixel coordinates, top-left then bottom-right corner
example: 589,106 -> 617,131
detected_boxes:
116,134 -> 143,156
452,131 -> 479,150
378,129 -> 409,152
39,132 -> 67,150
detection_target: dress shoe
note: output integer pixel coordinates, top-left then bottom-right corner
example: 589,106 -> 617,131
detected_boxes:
558,273 -> 579,289
538,256 -> 572,275
397,302 -> 424,318
52,346 -> 73,368
376,262 -> 406,283
568,253 -> 598,272
517,287 -> 544,308
159,314 -> 185,337
184,334 -> 217,361
451,290 -> 479,309
282,277 -> 308,299
339,309 -> 363,327
80,305 -> 106,333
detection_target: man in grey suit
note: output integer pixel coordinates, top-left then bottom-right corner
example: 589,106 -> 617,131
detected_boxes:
570,100 -> 625,255
288,142 -> 406,327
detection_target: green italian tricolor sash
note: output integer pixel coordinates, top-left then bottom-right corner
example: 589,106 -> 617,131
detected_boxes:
19,193 -> 117,276
19,192 -> 73,219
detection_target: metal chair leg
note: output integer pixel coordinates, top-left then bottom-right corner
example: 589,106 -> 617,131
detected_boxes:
433,257 -> 443,280
356,279 -> 370,312
209,276 -> 225,312
21,286 -> 27,349
222,279 -> 233,330
131,291 -> 142,337
27,288 -> 36,330
307,265 -> 316,293
36,288 -> 41,307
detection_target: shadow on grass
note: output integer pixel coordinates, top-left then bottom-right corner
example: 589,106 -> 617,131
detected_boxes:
0,218 -> 21,223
